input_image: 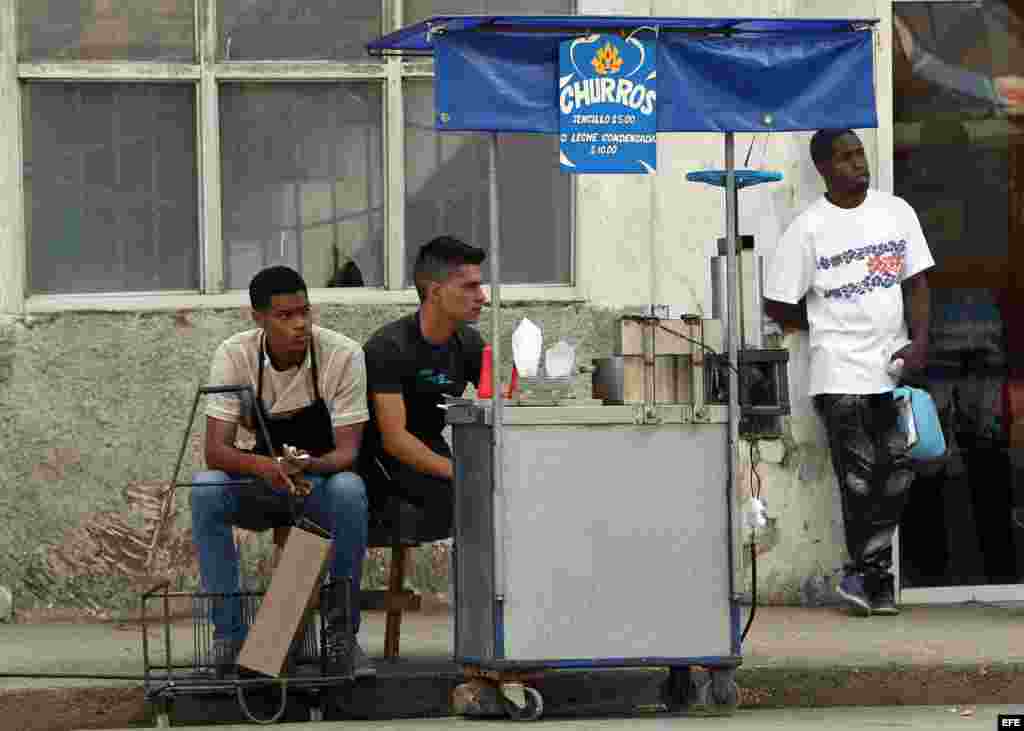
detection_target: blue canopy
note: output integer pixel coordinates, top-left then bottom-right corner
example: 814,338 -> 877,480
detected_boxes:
367,15 -> 879,133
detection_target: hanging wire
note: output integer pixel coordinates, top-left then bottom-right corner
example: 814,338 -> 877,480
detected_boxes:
740,438 -> 763,644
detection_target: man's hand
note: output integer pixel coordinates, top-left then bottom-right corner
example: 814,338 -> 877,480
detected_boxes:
257,456 -> 310,495
995,76 -> 1024,116
891,340 -> 928,374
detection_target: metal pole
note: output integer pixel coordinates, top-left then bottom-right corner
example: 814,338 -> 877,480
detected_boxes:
724,133 -> 740,605
488,132 -> 506,600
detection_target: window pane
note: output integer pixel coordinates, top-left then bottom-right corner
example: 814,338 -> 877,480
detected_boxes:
19,0 -> 195,61
404,83 -> 572,285
220,83 -> 384,290
405,0 -> 573,25
219,0 -> 381,60
24,83 -> 199,295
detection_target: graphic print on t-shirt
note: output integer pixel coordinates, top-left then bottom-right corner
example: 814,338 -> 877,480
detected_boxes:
818,239 -> 907,300
417,368 -> 455,387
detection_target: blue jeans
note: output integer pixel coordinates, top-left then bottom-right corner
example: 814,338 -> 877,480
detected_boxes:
190,470 -> 368,642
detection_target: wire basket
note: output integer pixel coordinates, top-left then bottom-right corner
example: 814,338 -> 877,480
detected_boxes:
188,592 -> 323,673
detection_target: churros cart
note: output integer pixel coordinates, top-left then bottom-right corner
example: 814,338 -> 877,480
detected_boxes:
368,14 -> 880,721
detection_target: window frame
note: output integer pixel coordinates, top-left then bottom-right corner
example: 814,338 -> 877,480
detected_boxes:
0,0 -> 578,314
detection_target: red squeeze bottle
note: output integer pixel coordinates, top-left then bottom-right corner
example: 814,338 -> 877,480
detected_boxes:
477,344 -> 494,399
504,365 -> 519,399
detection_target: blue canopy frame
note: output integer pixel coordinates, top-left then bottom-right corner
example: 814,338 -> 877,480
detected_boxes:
368,15 -> 881,658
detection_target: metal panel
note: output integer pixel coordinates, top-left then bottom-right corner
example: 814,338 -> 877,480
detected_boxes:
498,424 -> 732,662
452,422 -> 496,660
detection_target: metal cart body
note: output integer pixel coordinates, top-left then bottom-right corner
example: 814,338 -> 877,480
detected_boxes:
449,403 -> 736,670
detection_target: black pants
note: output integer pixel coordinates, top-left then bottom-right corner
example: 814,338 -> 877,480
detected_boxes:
815,393 -> 917,574
363,439 -> 454,542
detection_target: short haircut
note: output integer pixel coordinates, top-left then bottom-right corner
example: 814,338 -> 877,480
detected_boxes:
413,235 -> 486,300
810,129 -> 857,168
249,266 -> 308,310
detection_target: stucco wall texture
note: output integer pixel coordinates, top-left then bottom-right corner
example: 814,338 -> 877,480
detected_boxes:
0,304 -> 620,607
0,305 -> 844,611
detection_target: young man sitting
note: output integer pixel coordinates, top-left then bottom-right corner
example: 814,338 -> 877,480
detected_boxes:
191,265 -> 374,679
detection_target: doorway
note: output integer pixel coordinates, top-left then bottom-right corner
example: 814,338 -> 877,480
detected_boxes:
892,0 -> 1024,603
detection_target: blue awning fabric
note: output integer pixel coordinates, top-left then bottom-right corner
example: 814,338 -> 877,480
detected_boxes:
368,16 -> 879,134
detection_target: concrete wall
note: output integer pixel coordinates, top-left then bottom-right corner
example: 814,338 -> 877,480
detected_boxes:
0,304 -> 623,607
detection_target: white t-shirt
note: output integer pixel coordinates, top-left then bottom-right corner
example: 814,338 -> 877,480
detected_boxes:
765,190 -> 935,396
206,325 -> 369,429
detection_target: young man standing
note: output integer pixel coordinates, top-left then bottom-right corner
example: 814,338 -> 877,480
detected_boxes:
192,266 -> 374,678
764,130 -> 934,616
361,236 -> 488,541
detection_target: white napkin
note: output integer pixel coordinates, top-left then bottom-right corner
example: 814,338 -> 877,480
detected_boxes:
512,318 -> 543,377
544,339 -> 576,379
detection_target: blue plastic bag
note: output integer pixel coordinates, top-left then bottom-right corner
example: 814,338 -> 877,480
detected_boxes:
893,386 -> 947,460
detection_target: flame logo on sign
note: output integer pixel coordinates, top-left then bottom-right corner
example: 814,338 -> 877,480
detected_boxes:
591,42 -> 624,76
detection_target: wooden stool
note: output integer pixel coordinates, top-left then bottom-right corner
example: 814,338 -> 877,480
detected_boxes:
271,504 -> 423,661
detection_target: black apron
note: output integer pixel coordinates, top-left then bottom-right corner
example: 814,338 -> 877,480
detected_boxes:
233,334 -> 335,532
252,332 -> 335,458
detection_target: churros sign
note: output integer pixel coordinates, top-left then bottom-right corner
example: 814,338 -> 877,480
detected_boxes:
558,32 -> 657,174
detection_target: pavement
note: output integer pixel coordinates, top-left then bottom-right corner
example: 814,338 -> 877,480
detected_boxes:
0,601 -> 1023,726
85,705 -> 1024,731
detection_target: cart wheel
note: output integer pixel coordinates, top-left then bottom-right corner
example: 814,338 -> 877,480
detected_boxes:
309,703 -> 324,722
710,669 -> 739,710
502,686 -> 543,721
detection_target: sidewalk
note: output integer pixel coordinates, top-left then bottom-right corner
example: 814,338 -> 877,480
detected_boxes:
0,601 -> 1022,728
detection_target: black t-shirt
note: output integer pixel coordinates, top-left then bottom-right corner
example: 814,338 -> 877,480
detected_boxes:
363,311 -> 485,457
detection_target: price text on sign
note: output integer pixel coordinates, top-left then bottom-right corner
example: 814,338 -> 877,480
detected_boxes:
1000,714 -> 1024,728
558,33 -> 657,174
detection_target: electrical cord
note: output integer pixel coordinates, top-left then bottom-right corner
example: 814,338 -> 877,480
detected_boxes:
740,439 -> 763,644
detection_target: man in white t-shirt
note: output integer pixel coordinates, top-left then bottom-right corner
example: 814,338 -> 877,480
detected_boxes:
764,130 -> 934,617
192,266 -> 373,680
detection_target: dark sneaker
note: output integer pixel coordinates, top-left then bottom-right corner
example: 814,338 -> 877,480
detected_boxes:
836,572 -> 872,616
323,622 -> 355,680
211,636 -> 243,679
352,642 -> 376,679
867,573 -> 900,616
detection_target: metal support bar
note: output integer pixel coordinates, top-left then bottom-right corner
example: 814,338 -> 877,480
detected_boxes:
724,134 -> 740,613
488,132 -> 506,602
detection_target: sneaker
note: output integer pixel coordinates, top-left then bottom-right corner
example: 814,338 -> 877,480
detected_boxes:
352,642 -> 376,679
211,636 -> 243,679
867,573 -> 900,616
836,572 -> 872,616
323,623 -> 355,680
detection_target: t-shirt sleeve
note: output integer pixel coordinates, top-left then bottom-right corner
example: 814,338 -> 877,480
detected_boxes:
899,198 -> 935,280
364,335 -> 406,394
764,217 -> 814,305
330,348 -> 370,428
463,328 -> 486,387
205,342 -> 244,423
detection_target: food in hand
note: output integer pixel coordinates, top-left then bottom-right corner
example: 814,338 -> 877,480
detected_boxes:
283,444 -> 312,461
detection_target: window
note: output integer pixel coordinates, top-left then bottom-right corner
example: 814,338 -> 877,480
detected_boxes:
19,0 -> 195,62
220,83 -> 385,290
9,1 -> 576,306
218,0 -> 381,61
405,0 -> 573,25
404,83 -> 573,285
23,83 -> 198,294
